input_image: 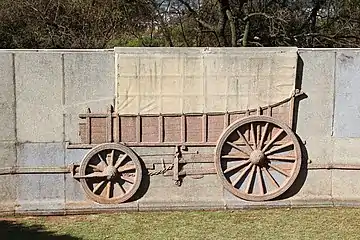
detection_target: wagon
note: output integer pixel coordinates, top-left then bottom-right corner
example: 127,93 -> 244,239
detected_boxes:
68,90 -> 304,204
68,47 -> 303,204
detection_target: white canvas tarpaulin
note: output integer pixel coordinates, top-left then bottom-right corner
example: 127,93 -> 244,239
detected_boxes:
115,47 -> 298,114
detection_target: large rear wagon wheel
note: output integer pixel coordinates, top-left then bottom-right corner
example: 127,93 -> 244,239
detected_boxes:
79,143 -> 142,204
215,116 -> 301,201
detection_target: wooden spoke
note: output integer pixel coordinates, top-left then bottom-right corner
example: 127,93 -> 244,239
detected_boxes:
265,142 -> 293,156
256,124 -> 261,150
107,181 -> 112,199
237,130 -> 253,152
251,123 -> 257,149
97,160 -> 107,171
264,168 -> 280,188
262,129 -> 284,152
258,122 -> 269,150
93,180 -> 106,193
267,155 -> 296,162
79,144 -> 143,204
224,160 -> 250,174
117,181 -> 126,194
88,164 -> 102,172
106,150 -> 115,166
232,163 -> 253,187
118,164 -> 136,173
257,166 -> 265,195
222,154 -> 249,159
114,153 -> 128,169
80,172 -> 107,179
269,164 -> 290,177
246,165 -> 256,193
215,116 -> 302,201
98,153 -> 108,166
226,141 -> 250,156
121,175 -> 135,184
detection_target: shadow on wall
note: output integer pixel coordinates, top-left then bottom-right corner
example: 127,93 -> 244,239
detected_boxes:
278,55 -> 309,200
0,220 -> 80,240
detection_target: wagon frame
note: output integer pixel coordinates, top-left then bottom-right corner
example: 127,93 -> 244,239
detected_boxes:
69,89 -> 304,204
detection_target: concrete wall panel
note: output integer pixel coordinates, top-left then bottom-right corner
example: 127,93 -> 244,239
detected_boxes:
64,148 -> 88,202
17,143 -> 65,167
297,51 -> 335,164
332,170 -> 360,200
0,53 -> 16,141
333,138 -> 360,164
16,174 -> 65,213
0,142 -> 16,167
0,176 -> 16,213
334,51 -> 360,137
138,175 -> 224,210
64,52 -> 114,143
15,53 -> 63,142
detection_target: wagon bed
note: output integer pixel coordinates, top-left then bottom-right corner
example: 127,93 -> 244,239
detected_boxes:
68,90 -> 301,149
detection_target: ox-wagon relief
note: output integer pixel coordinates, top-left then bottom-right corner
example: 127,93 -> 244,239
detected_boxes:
68,47 -> 304,204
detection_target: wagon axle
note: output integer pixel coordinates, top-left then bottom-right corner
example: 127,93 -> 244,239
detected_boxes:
249,150 -> 266,165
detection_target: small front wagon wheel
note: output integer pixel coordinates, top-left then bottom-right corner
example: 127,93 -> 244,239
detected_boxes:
215,116 -> 301,201
79,143 -> 142,204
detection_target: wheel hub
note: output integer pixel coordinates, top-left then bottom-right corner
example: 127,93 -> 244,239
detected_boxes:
249,150 -> 265,165
104,166 -> 118,180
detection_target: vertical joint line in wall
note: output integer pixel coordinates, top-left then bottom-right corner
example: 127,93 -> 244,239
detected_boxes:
61,54 -> 66,142
159,58 -> 163,113
331,52 -> 337,137
114,53 -> 118,110
137,57 -> 141,114
181,56 -> 185,113
203,55 -> 207,113
12,53 -> 18,167
61,53 -> 66,206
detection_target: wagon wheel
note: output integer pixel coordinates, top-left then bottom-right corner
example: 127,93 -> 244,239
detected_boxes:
215,115 -> 301,201
79,143 -> 142,204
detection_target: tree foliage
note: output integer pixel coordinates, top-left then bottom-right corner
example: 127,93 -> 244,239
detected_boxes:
1,0 -> 360,48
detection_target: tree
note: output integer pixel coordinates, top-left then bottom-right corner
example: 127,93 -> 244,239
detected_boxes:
1,0 -> 360,48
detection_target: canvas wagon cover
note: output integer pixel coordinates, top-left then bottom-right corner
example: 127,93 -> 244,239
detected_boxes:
115,47 -> 298,114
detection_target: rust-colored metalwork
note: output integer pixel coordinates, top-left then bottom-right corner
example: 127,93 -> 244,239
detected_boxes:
69,90 -> 304,204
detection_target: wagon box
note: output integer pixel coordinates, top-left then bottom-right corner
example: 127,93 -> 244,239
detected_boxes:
68,47 -> 304,204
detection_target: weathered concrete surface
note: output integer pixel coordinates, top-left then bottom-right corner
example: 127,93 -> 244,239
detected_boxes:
3,48 -> 360,214
0,142 -> 17,167
296,50 -> 335,165
0,53 -> 16,141
115,47 -> 297,114
138,175 -> 225,210
15,53 -> 64,143
17,143 -> 65,167
289,170 -> 332,200
332,170 -> 360,201
334,51 -> 360,137
16,174 -> 65,213
333,138 -> 360,165
64,52 -> 114,143
64,148 -> 89,203
0,175 -> 16,213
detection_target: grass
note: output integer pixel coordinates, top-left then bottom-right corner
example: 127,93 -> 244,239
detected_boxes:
1,208 -> 360,239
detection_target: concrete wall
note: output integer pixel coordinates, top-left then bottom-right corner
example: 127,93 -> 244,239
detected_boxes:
1,48 -> 360,214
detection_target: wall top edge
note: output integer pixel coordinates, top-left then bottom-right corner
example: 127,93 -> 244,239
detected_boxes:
298,48 -> 360,51
114,47 -> 298,54
0,49 -> 114,53
1,47 -> 360,53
